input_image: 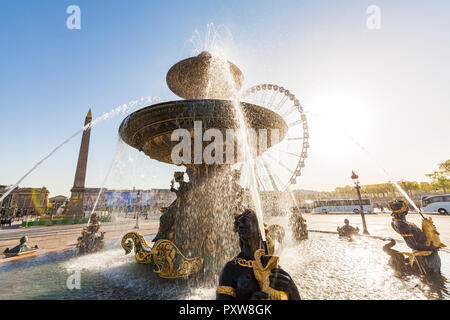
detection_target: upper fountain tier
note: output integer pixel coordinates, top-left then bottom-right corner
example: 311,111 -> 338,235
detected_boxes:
119,53 -> 288,166
166,51 -> 244,99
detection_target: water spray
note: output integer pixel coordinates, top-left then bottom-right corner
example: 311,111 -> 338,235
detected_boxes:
0,96 -> 159,204
87,139 -> 125,225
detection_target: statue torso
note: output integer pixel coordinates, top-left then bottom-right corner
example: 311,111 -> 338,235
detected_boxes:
392,219 -> 427,250
217,255 -> 260,300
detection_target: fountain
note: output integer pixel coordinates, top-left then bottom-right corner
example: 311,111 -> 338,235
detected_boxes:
3,236 -> 38,258
1,31 -> 448,300
289,207 -> 308,242
337,219 -> 360,238
76,213 -> 105,254
119,51 -> 288,278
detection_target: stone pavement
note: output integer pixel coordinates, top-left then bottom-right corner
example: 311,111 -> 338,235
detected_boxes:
2,213 -> 449,263
0,219 -> 159,262
269,212 -> 450,245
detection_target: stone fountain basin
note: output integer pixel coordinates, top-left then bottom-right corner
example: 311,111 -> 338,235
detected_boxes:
0,233 -> 448,299
119,99 -> 288,165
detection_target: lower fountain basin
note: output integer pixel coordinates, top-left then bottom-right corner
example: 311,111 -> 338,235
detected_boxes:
1,233 -> 448,300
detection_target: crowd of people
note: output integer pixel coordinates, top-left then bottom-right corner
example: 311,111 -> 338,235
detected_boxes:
0,217 -> 13,227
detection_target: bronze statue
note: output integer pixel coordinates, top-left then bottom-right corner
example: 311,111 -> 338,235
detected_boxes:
337,219 -> 360,237
267,224 -> 285,245
170,171 -> 192,202
3,236 -> 38,257
76,213 -> 105,254
152,170 -> 193,243
289,207 -> 308,242
216,209 -> 300,300
383,199 -> 445,275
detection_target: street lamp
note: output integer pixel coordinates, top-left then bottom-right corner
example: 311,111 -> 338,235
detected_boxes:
351,171 -> 370,235
134,191 -> 141,229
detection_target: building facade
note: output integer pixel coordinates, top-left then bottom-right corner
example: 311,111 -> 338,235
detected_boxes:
0,186 -> 49,217
82,188 -> 176,217
59,187 -> 176,218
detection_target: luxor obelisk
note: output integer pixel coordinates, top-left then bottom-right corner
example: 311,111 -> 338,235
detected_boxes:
67,109 -> 92,218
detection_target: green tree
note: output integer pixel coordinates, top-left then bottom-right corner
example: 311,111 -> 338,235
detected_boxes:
426,159 -> 450,193
438,159 -> 450,172
398,180 -> 419,197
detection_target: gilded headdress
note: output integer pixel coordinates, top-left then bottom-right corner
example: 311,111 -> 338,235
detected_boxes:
388,199 -> 408,214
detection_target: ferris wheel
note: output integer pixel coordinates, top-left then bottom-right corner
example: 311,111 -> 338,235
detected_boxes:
239,84 -> 309,192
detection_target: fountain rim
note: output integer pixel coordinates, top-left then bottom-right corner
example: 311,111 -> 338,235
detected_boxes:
119,98 -> 288,133
118,99 -> 289,163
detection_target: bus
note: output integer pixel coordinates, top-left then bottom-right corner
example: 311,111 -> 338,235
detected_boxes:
421,194 -> 450,215
313,199 -> 373,214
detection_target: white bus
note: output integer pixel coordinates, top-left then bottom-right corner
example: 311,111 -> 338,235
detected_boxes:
421,194 -> 450,215
313,199 -> 373,214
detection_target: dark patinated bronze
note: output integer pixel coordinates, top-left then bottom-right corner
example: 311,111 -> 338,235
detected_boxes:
119,99 -> 287,165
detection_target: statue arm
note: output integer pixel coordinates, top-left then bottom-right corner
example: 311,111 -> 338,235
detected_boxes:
269,267 -> 301,300
216,263 -> 236,300
170,187 -> 179,196
216,262 -> 236,300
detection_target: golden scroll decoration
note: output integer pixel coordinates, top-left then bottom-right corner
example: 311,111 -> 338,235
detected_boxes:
121,232 -> 203,278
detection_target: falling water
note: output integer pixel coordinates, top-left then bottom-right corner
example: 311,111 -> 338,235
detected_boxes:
206,54 -> 267,242
189,23 -> 233,56
231,97 -> 267,242
88,139 -> 128,223
188,23 -> 268,241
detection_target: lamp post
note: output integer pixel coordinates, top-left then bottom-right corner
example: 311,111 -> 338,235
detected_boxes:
351,171 -> 369,235
134,191 -> 141,229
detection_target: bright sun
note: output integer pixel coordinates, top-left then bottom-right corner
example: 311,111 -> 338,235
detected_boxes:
307,86 -> 376,148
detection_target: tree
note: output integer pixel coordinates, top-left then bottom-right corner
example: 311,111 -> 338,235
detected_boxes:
398,180 -> 419,197
438,159 -> 450,173
426,159 -> 450,193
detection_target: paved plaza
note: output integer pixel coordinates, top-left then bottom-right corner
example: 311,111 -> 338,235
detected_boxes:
0,218 -> 160,262
2,212 -> 449,263
269,212 -> 450,246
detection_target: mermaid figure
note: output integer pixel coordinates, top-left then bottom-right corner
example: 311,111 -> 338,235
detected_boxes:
384,199 -> 443,275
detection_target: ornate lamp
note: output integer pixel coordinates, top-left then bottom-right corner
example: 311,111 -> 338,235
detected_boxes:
351,171 -> 369,235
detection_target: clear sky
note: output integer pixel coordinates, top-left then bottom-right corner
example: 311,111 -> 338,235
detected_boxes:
0,0 -> 449,197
